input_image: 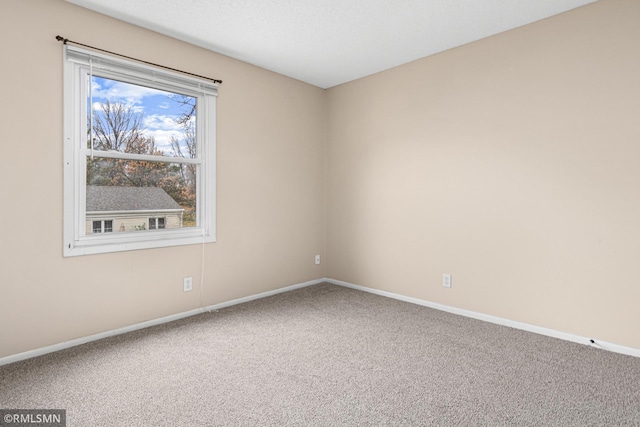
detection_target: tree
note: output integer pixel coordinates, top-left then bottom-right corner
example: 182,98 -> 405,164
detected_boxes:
169,119 -> 196,189
87,99 -> 160,187
90,99 -> 147,153
170,94 -> 197,127
167,96 -> 198,225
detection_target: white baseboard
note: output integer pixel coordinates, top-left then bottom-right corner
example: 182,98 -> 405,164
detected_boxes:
0,278 -> 323,367
3,277 -> 637,366
325,278 -> 640,359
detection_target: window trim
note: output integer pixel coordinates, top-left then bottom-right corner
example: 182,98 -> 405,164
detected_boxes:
63,45 -> 217,257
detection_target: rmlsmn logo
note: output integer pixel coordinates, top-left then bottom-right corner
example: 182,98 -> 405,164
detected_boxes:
1,409 -> 66,427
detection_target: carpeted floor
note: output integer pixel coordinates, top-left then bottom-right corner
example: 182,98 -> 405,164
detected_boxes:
1,283 -> 639,426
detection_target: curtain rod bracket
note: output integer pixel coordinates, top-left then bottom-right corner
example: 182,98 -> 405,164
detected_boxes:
55,35 -> 222,84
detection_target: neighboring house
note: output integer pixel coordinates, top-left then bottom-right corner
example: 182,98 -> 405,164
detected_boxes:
86,186 -> 184,234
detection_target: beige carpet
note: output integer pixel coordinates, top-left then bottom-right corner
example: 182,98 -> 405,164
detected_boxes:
1,283 -> 639,426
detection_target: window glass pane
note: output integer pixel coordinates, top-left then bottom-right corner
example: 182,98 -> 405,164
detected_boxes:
86,158 -> 196,233
87,158 -> 196,229
104,220 -> 113,233
88,76 -> 197,158
92,221 -> 101,234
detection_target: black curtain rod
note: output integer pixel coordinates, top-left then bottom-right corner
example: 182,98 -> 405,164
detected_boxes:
56,35 -> 222,84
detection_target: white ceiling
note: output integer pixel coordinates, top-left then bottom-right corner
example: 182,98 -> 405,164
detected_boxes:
65,0 -> 598,89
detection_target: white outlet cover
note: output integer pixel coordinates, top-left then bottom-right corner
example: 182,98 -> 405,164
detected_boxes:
442,274 -> 452,288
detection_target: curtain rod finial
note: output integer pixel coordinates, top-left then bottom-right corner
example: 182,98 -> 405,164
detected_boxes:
55,35 -> 68,44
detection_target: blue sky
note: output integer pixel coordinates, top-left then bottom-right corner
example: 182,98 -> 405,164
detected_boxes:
91,76 -> 194,155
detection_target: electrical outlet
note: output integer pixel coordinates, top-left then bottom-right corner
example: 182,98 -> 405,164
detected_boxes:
442,274 -> 452,288
183,277 -> 193,292
315,254 -> 321,265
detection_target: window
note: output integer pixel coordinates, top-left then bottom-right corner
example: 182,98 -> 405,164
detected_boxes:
149,217 -> 166,230
92,220 -> 113,234
63,45 -> 217,256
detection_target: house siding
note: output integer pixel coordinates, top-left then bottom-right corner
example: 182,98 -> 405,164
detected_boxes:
85,211 -> 183,234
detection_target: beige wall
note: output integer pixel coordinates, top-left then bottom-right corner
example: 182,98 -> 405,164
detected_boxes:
326,0 -> 640,349
0,0 -> 326,358
2,0 -> 639,360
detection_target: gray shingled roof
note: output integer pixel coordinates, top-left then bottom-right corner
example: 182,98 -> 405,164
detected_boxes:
87,186 -> 183,212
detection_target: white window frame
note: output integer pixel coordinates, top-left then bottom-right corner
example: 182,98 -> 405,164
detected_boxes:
63,45 -> 217,257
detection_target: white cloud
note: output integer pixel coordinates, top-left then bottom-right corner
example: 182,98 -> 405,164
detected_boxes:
143,114 -> 183,132
91,101 -> 145,118
143,114 -> 186,153
146,129 -> 183,153
92,79 -> 165,105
